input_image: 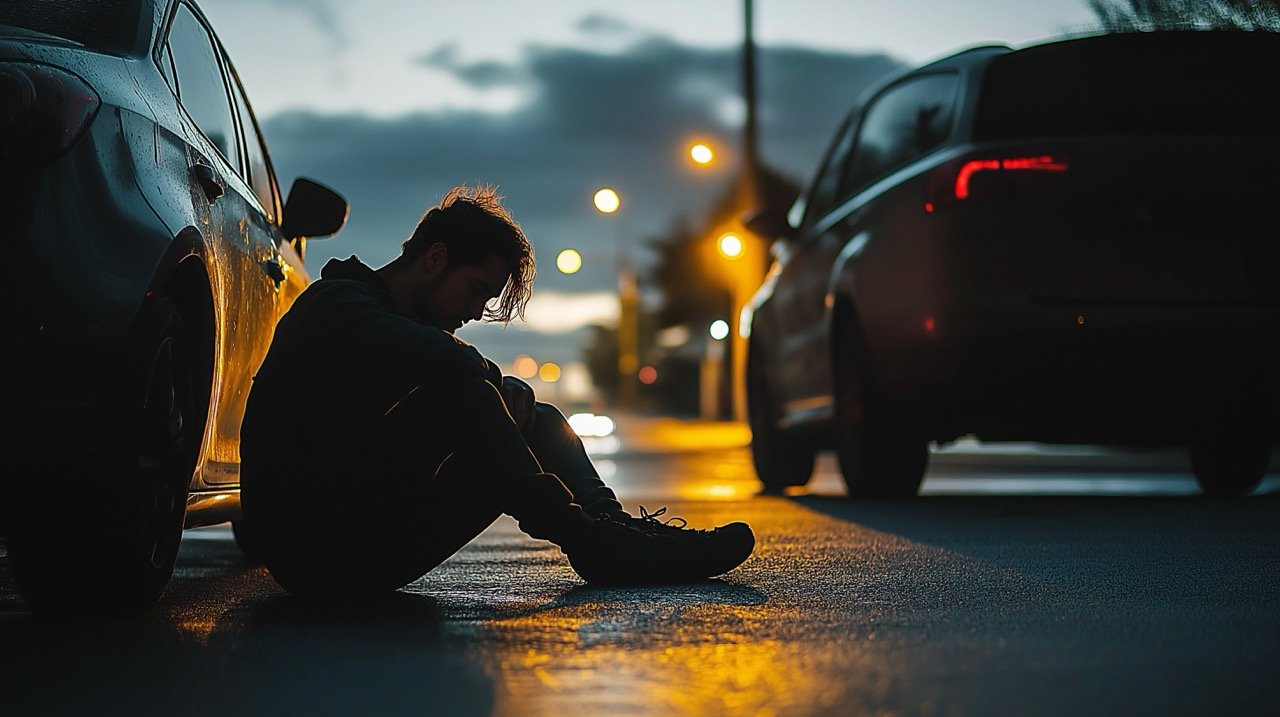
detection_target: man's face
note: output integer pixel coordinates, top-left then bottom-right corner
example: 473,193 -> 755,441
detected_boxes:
416,251 -> 512,333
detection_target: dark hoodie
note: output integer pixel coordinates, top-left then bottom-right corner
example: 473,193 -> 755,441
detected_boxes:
239,256 -> 501,526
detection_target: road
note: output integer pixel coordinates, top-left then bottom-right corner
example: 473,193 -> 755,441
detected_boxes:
2,417 -> 1278,716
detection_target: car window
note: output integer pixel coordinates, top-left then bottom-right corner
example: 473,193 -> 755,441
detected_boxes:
801,114 -> 858,227
228,66 -> 281,223
841,72 -> 959,197
157,42 -> 177,92
167,4 -> 240,169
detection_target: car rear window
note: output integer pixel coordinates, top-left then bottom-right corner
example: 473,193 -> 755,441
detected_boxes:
0,0 -> 144,55
975,31 -> 1280,139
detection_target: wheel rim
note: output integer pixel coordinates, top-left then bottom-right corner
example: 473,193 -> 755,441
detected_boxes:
137,332 -> 191,570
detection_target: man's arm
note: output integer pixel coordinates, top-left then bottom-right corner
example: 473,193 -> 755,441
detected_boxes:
499,375 -> 536,432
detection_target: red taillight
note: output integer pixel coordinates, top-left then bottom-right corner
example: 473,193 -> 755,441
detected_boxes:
0,62 -> 100,166
928,151 -> 1069,210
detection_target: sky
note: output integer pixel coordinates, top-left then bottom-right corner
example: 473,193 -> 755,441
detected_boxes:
199,0 -> 1100,396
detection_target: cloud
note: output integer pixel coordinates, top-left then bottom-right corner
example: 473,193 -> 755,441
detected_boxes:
222,0 -> 348,51
415,44 -> 527,88
576,13 -> 637,36
263,38 -> 903,363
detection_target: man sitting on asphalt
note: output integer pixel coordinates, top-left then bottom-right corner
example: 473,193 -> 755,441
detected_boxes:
240,185 -> 754,596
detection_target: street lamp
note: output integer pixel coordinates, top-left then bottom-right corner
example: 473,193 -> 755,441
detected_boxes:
593,187 -> 638,410
701,318 -> 729,419
556,248 -> 583,275
593,187 -> 620,214
711,223 -> 762,422
690,143 -> 714,166
717,232 -> 744,260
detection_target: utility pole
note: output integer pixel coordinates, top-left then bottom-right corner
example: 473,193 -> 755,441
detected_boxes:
742,0 -> 759,191
727,0 -> 759,423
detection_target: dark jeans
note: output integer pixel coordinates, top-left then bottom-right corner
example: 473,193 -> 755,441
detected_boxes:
261,375 -> 623,596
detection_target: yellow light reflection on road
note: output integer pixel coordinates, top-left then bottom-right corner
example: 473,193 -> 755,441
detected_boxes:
484,604 -> 824,716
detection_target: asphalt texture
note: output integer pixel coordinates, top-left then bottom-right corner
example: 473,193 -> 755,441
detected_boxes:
2,421 -> 1278,716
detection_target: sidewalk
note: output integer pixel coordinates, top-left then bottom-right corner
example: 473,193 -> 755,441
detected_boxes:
609,412 -> 751,454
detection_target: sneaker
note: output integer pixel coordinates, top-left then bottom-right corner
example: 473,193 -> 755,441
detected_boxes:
565,511 -> 755,586
629,506 -> 755,579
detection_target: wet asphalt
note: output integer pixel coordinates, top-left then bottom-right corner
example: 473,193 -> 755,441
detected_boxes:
2,433 -> 1278,716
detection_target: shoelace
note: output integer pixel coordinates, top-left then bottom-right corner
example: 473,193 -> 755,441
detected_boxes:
638,505 -> 688,529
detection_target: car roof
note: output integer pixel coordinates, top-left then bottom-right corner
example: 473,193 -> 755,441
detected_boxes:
848,43 -> 1010,112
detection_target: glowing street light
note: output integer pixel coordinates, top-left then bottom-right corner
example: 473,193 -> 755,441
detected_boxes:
556,248 -> 582,274
593,187 -> 620,214
690,143 -> 714,165
513,354 -> 538,379
592,186 -> 637,409
717,232 -> 744,259
539,361 -> 562,383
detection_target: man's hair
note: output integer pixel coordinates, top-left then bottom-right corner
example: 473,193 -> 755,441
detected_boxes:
401,185 -> 535,323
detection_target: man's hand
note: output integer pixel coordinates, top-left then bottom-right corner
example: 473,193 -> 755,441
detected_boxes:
500,376 -> 536,432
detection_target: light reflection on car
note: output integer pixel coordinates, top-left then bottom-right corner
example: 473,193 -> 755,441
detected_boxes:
0,0 -> 348,610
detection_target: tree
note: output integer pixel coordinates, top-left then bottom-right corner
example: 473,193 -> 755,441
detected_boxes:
638,164 -> 801,416
1087,0 -> 1280,30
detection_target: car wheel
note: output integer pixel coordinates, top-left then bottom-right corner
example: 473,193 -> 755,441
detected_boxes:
831,304 -> 928,499
1190,429 -> 1270,497
7,296 -> 198,611
747,340 -> 815,490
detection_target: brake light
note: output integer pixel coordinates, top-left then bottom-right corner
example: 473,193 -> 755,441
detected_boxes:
927,151 -> 1069,210
0,62 -> 100,166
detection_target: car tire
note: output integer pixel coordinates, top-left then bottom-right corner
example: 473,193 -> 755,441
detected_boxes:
1190,429 -> 1270,497
831,303 -> 928,499
231,518 -> 266,563
7,296 -> 198,611
748,340 -> 815,490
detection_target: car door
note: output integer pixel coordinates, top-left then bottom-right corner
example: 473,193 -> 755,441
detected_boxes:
820,71 -> 962,392
165,3 -> 279,484
766,114 -> 860,426
225,58 -> 311,311
769,72 -> 963,424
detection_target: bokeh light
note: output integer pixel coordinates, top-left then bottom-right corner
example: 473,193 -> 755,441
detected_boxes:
690,143 -> 714,165
568,412 -> 616,438
538,362 -> 562,383
593,188 -> 620,214
709,320 -> 730,340
717,232 -> 744,259
556,248 -> 582,274
513,354 -> 538,379
638,365 -> 658,385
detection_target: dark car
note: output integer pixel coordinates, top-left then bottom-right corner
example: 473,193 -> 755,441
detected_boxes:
744,31 -> 1279,500
1,0 -> 348,608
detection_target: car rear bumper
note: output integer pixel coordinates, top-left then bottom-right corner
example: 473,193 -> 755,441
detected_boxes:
864,301 -> 1280,445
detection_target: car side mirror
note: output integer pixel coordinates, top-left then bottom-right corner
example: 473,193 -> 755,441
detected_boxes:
281,177 -> 348,241
743,203 -> 796,243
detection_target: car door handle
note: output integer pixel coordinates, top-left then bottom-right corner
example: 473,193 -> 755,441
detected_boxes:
260,259 -> 286,285
192,163 -> 224,202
